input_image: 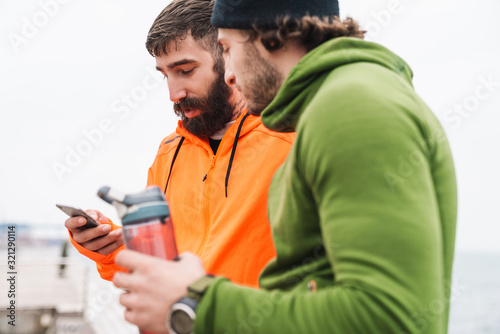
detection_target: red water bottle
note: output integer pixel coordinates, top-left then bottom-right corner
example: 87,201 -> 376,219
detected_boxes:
98,186 -> 178,333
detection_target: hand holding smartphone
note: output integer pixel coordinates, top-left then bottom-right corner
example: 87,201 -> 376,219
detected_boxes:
56,204 -> 100,229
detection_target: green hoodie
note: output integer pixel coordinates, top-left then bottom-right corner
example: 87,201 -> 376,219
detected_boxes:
194,37 -> 457,334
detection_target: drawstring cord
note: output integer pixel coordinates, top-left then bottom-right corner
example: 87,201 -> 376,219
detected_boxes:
225,113 -> 250,197
163,112 -> 249,198
164,137 -> 185,194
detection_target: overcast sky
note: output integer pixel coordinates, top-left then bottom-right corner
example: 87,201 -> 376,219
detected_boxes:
0,0 -> 499,252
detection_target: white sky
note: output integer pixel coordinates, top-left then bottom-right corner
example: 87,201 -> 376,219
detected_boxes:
0,0 -> 499,252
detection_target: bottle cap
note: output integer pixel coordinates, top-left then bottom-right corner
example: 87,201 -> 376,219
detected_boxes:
97,186 -> 170,225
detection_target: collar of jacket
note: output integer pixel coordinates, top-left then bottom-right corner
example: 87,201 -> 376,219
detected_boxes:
168,111 -> 257,197
175,111 -> 260,153
260,37 -> 413,133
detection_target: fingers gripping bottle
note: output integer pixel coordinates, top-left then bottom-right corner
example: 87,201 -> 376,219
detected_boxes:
97,185 -> 178,334
97,185 -> 179,260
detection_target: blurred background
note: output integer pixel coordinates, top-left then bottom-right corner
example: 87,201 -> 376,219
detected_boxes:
0,0 -> 498,333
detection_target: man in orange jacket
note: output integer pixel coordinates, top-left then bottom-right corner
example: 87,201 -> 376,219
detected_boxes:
64,0 -> 294,288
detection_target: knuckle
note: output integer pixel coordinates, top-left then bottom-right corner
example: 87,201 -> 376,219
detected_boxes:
127,281 -> 138,292
83,235 -> 108,251
97,246 -> 111,256
88,229 -> 106,241
98,242 -> 118,255
138,314 -> 150,328
138,263 -> 151,276
81,241 -> 97,252
119,291 -> 130,305
112,273 -> 121,285
124,309 -> 135,324
65,217 -> 79,230
71,233 -> 85,244
85,209 -> 99,219
93,237 -> 111,251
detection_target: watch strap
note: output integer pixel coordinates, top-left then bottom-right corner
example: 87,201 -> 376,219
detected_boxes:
186,274 -> 215,303
169,275 -> 216,334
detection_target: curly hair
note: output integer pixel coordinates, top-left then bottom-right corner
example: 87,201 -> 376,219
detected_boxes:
246,15 -> 366,52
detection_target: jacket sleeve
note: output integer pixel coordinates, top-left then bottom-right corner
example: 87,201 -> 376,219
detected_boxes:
68,142 -> 166,281
193,84 -> 454,333
68,220 -> 127,281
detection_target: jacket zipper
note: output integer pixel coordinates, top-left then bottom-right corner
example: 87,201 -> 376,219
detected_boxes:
198,125 -> 231,254
202,156 -> 216,182
197,154 -> 216,255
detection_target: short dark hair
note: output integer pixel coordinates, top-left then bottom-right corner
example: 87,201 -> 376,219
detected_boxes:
146,0 -> 219,58
246,15 -> 366,52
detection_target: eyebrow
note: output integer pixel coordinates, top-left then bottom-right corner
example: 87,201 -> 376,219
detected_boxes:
156,58 -> 198,72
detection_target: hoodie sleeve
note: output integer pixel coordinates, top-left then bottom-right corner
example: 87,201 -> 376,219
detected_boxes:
68,137 -> 172,282
85,152 -> 159,280
68,221 -> 127,281
193,66 -> 456,333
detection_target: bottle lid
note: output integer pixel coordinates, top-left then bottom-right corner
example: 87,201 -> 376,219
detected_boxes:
97,186 -> 170,225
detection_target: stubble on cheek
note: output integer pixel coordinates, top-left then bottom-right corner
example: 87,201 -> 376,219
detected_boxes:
239,44 -> 283,116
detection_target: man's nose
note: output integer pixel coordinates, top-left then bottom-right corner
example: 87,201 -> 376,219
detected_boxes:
224,57 -> 236,86
224,67 -> 236,87
168,81 -> 187,103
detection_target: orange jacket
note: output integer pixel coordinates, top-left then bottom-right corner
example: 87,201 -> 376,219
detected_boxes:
70,113 -> 294,287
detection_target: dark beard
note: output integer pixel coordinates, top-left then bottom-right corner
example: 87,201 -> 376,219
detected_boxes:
174,67 -> 233,138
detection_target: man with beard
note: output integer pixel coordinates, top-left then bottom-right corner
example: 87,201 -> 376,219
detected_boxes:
64,0 -> 294,289
111,0 -> 458,333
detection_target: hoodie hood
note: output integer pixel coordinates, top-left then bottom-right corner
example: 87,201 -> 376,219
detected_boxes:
261,37 -> 414,132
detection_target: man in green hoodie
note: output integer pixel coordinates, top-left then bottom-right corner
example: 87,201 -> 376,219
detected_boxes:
112,1 -> 458,333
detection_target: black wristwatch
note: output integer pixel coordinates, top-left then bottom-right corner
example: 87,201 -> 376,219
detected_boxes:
169,275 -> 215,334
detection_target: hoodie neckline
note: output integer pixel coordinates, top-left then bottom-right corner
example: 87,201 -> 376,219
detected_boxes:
210,120 -> 237,140
176,111 -> 260,153
261,37 -> 413,133
167,112 -> 256,198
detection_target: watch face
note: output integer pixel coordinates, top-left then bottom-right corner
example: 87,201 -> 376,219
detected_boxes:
171,309 -> 194,334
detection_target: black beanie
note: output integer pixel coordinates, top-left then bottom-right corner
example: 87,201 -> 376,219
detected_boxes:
211,0 -> 340,29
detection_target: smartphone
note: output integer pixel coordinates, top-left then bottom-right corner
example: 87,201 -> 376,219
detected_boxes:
56,204 -> 100,229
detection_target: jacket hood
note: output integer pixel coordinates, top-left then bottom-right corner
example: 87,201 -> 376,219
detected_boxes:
261,37 -> 414,132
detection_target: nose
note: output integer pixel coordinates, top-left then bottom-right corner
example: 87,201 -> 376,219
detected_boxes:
223,57 -> 236,87
224,69 -> 236,86
167,80 -> 187,103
